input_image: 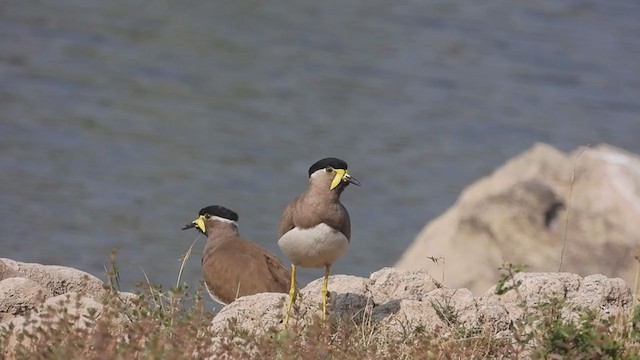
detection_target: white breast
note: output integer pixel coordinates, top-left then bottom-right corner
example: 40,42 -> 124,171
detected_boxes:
278,223 -> 349,268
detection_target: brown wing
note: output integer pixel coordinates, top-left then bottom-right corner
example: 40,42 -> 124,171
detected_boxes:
202,249 -> 237,304
278,197 -> 298,237
262,250 -> 292,292
202,239 -> 290,304
338,203 -> 351,241
320,202 -> 351,241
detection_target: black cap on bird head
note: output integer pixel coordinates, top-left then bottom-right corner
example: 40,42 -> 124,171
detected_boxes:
197,205 -> 239,221
308,158 -> 348,177
308,157 -> 361,190
182,205 -> 239,234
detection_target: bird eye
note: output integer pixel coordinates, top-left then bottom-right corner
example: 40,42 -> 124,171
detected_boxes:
325,167 -> 334,173
204,214 -> 212,219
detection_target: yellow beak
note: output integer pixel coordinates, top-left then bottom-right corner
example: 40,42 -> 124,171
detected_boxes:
330,169 -> 360,190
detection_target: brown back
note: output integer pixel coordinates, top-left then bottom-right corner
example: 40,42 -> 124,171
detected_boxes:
203,235 -> 290,304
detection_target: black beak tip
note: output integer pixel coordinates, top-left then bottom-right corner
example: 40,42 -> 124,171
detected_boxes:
349,177 -> 361,186
182,223 -> 195,231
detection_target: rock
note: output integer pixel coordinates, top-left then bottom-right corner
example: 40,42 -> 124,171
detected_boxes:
0,258 -> 124,360
3,292 -> 105,333
396,143 -> 640,294
372,287 -> 477,337
484,272 -> 631,324
211,292 -> 288,335
208,293 -> 290,360
2,292 -> 109,359
0,259 -> 630,357
431,288 -> 477,326
484,272 -> 582,322
369,267 -> 439,304
570,145 -> 640,235
298,275 -> 371,321
209,268 -> 633,342
569,274 -> 632,318
0,258 -> 132,356
475,296 -> 511,335
0,258 -> 106,297
0,277 -> 53,318
212,275 -> 374,335
0,260 -> 17,281
372,299 -> 443,334
0,290 -> 136,360
42,292 -> 104,327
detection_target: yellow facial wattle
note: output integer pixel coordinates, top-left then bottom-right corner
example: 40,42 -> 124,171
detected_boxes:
193,215 -> 207,233
330,169 -> 347,190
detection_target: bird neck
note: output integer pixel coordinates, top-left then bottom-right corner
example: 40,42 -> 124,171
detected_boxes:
204,221 -> 240,240
306,182 -> 343,203
203,225 -> 239,259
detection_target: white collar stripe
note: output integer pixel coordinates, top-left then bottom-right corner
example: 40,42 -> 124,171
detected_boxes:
210,216 -> 238,225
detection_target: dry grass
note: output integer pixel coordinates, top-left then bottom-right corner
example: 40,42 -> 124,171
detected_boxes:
0,275 -> 638,359
1,252 -> 639,359
634,250 -> 640,309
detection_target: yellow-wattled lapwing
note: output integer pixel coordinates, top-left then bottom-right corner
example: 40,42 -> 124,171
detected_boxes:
183,205 -> 291,305
278,158 -> 360,325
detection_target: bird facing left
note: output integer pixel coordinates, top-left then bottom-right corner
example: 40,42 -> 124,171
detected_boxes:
182,205 -> 291,305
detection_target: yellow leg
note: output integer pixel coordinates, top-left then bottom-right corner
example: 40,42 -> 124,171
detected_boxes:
284,264 -> 296,327
322,265 -> 331,320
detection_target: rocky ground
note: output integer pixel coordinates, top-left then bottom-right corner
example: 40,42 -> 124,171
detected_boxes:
210,267 -> 633,338
0,257 -> 635,354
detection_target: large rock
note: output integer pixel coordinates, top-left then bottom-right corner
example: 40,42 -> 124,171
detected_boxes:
0,258 -> 106,297
396,143 -> 640,294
